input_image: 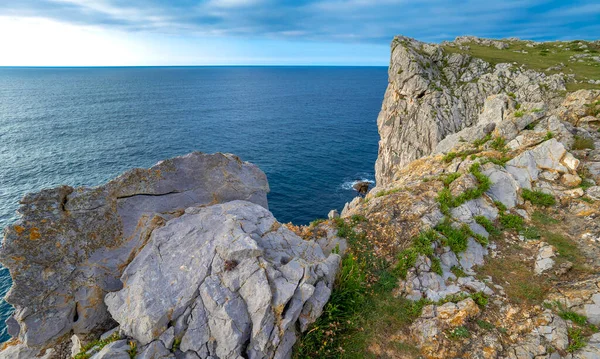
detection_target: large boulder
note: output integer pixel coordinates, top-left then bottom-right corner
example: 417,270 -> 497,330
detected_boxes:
105,200 -> 340,359
0,152 -> 269,350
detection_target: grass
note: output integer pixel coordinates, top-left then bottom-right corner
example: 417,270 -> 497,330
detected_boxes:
437,163 -> 492,215
440,172 -> 462,186
585,100 -> 600,117
448,326 -> 470,340
74,332 -> 121,359
514,110 -> 525,118
442,149 -> 479,163
127,341 -> 137,358
435,219 -> 470,253
531,211 -> 560,225
521,189 -> 556,207
310,219 -> 326,227
472,133 -> 492,147
296,216 -> 428,358
543,131 -> 554,141
573,135 -> 596,150
443,40 -> 600,91
567,328 -> 587,353
396,229 -> 437,278
476,320 -> 495,330
451,265 -> 467,278
490,137 -> 508,152
499,213 -> 524,231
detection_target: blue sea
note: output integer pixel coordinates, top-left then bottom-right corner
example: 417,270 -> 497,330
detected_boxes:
0,66 -> 387,342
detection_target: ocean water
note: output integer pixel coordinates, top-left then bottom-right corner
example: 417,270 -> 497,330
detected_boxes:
0,66 -> 386,342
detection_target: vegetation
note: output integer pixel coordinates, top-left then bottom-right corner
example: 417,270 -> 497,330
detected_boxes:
472,133 -> 492,147
127,341 -> 137,359
448,326 -> 470,340
74,332 -> 121,359
499,213 -> 524,231
573,135 -> 596,150
474,215 -> 501,237
490,137 -> 508,152
296,217 -> 428,358
375,188 -> 403,197
567,328 -> 587,353
443,40 -> 600,91
521,189 -> 556,207
451,265 -> 467,278
437,163 -> 492,215
585,100 -> 600,117
514,110 -> 525,118
543,131 -> 554,141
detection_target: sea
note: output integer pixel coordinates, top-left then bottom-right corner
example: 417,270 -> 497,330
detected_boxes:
0,66 -> 387,342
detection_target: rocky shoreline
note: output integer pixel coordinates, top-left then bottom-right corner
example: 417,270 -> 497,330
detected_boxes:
1,35 -> 600,358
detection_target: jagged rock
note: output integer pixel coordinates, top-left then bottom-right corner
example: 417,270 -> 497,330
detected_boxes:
0,153 -> 269,351
376,36 -> 565,185
482,163 -> 521,208
557,89 -> 600,125
449,173 -> 478,197
505,139 -> 571,189
587,186 -> 600,200
137,341 -> 174,359
352,181 -> 370,194
105,200 -> 340,358
327,209 -> 339,219
535,244 -> 556,274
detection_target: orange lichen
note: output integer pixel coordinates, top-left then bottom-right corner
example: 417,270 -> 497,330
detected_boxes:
29,227 -> 41,241
13,225 -> 25,235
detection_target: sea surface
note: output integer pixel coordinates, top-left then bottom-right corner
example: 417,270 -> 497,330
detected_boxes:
0,66 -> 387,342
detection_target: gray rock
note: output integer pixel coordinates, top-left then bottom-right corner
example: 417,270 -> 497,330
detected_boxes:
482,163 -> 520,208
459,238 -> 487,274
137,341 -> 175,359
376,36 -> 565,185
105,200 -> 340,358
506,139 -> 570,189
0,152 -> 270,350
327,209 -> 339,219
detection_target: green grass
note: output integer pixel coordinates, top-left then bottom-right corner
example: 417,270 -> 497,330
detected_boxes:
567,328 -> 587,353
435,219 -> 470,253
490,137 -> 508,152
573,135 -> 596,150
437,163 -> 492,215
296,217 -> 430,358
474,215 -> 501,237
442,149 -> 479,163
499,213 -> 524,231
543,131 -> 554,141
310,219 -> 326,227
514,110 -> 525,118
521,226 -> 541,240
472,133 -> 492,147
531,211 -> 560,225
448,326 -> 470,340
127,341 -> 137,359
396,229 -> 438,278
476,320 -> 495,330
443,40 -> 600,91
440,172 -> 462,187
521,189 -> 556,207
74,332 -> 121,359
585,100 -> 600,117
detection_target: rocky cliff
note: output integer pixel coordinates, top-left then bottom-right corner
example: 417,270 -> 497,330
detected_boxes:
0,152 -> 342,358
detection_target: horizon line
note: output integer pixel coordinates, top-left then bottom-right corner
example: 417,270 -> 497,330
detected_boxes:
0,64 -> 389,69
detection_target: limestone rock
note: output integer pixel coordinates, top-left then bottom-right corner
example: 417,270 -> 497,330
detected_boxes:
376,36 -> 565,185
0,152 -> 269,349
90,340 -> 130,359
105,200 -> 340,358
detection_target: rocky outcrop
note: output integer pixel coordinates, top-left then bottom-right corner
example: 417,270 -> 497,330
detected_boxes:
104,200 -> 339,358
375,36 -> 566,185
0,152 -> 341,358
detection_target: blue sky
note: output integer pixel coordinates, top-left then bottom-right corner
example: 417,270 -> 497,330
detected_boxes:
0,0 -> 599,66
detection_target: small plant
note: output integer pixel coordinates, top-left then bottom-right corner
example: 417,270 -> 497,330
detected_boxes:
74,332 -> 121,359
584,100 -> 600,117
375,188 -> 403,197
521,226 -> 541,240
573,135 -> 595,150
490,137 -> 507,152
431,257 -> 443,276
514,110 -> 525,118
472,133 -> 492,147
521,189 -> 556,207
127,341 -> 137,359
515,103 -> 521,110
310,219 -> 325,227
508,92 -> 516,99
450,266 -> 467,278
567,328 -> 587,352
435,219 -> 470,253
471,292 -> 489,307
172,338 -> 181,352
440,172 -> 462,187
499,213 -> 524,231
476,319 -> 495,330
531,108 -> 544,113
449,326 -> 470,340
442,152 -> 459,163
543,131 -> 554,141
494,200 -> 507,212
532,211 -> 559,225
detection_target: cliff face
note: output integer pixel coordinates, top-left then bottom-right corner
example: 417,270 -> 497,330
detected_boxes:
375,36 -> 569,185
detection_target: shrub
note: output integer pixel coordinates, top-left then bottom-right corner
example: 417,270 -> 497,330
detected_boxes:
440,172 -> 462,187
435,220 -> 469,253
499,213 -> 524,231
573,135 -> 595,150
490,137 -> 507,152
567,328 -> 587,352
449,326 -> 470,340
521,189 -> 556,207
471,292 -> 489,307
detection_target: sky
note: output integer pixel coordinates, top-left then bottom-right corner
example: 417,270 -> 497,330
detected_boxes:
0,0 -> 599,66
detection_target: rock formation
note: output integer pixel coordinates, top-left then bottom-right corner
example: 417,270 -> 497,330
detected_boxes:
0,152 -> 341,358
375,36 -> 566,186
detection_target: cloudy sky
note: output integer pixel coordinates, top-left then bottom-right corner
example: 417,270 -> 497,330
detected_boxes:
1,0 -> 599,66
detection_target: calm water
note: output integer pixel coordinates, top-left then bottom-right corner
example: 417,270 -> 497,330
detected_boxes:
0,66 -> 386,342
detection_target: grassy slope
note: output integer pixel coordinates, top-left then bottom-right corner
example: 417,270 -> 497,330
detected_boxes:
443,40 -> 600,91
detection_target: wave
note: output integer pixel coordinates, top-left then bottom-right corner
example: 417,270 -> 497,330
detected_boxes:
340,178 -> 375,190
